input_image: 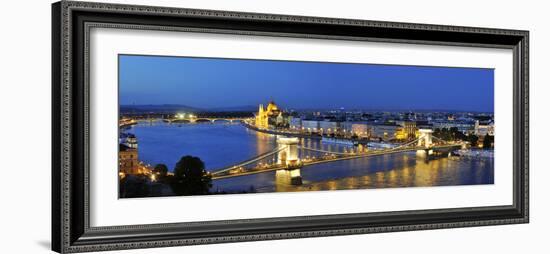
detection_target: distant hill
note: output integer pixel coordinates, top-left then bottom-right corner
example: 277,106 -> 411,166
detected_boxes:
120,104 -> 257,113
119,104 -> 201,113
205,105 -> 257,112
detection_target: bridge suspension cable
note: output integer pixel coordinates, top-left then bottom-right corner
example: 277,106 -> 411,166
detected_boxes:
211,146 -> 286,175
389,137 -> 423,150
297,146 -> 356,156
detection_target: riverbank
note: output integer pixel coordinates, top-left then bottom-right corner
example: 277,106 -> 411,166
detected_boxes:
455,149 -> 494,158
242,121 -> 371,145
242,121 -> 323,139
119,119 -> 137,129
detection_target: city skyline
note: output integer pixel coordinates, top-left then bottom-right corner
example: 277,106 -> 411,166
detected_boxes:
119,55 -> 494,112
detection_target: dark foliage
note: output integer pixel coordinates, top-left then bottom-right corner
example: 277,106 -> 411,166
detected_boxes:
483,134 -> 494,149
170,156 -> 212,196
153,164 -> 169,178
434,127 -> 468,142
467,134 -> 479,146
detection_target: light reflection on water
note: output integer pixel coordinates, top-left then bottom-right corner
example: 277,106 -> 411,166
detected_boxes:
129,122 -> 494,193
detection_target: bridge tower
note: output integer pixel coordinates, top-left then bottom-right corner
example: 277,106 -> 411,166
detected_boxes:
416,129 -> 433,159
276,137 -> 302,185
277,137 -> 300,165
417,129 -> 434,148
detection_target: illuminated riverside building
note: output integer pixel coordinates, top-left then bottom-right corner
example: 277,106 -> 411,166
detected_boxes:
119,133 -> 152,175
474,120 -> 495,136
302,120 -> 320,132
351,123 -> 370,137
298,119 -> 409,140
395,120 -> 418,140
119,144 -> 139,175
318,121 -> 341,134
255,104 -> 268,128
341,122 -> 370,138
125,133 -> 138,149
299,119 -> 344,134
369,124 -> 400,141
255,101 -> 290,129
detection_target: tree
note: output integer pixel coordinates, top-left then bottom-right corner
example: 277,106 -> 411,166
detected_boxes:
435,128 -> 453,141
449,127 -> 459,140
467,134 -> 479,146
170,156 -> 212,196
449,127 -> 467,141
153,164 -> 168,178
483,134 -> 494,149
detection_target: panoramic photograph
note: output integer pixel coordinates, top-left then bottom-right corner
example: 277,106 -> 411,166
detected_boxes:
117,54 -> 495,198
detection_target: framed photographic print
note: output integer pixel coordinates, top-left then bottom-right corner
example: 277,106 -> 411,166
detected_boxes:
52,1 -> 529,253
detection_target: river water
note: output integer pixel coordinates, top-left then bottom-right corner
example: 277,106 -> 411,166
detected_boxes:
128,121 -> 494,193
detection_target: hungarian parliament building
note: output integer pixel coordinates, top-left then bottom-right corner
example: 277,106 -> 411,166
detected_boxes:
254,100 -> 290,129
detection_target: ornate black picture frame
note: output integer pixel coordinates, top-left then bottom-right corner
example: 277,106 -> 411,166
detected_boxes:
52,1 -> 529,253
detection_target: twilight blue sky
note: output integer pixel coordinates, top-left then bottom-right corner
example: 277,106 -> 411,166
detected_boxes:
119,55 -> 494,112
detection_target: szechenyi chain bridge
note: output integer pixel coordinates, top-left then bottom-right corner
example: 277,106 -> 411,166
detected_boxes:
209,129 -> 464,184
